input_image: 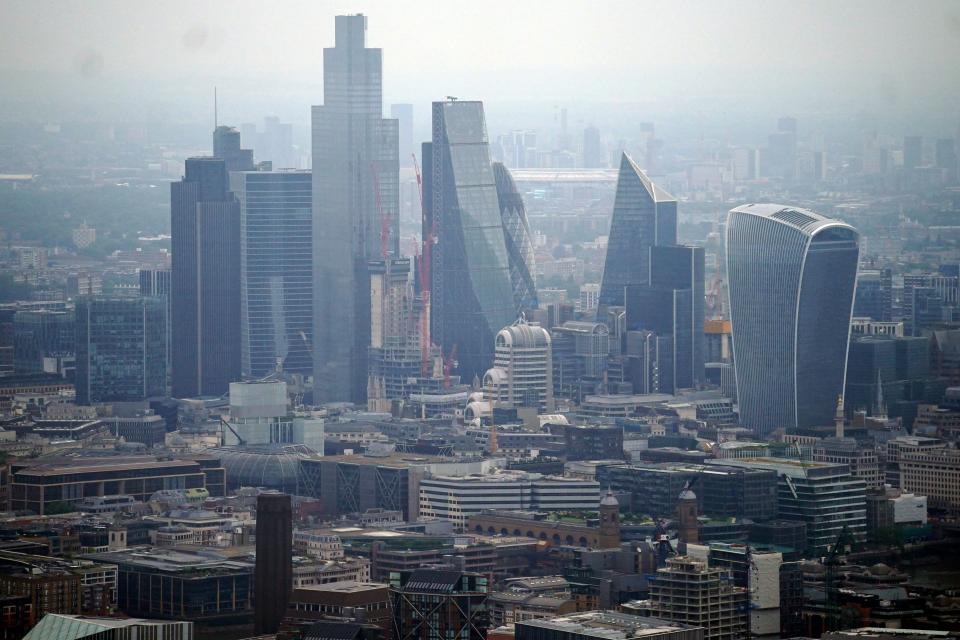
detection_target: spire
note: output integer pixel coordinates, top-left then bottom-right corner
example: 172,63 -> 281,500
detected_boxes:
873,370 -> 887,419
835,394 -> 845,438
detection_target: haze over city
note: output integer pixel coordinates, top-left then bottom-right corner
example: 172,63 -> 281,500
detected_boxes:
0,3 -> 959,640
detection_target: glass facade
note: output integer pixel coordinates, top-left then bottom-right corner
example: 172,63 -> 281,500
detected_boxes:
75,296 -> 167,405
13,310 -> 74,375
429,101 -> 516,382
312,14 -> 399,403
492,162 -> 538,311
170,157 -> 241,398
599,153 -> 677,308
232,171 -> 313,378
726,204 -> 859,436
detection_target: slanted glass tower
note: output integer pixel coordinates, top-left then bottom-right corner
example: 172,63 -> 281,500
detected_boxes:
232,170 -> 313,379
312,14 -> 399,403
492,162 -> 538,312
599,153 -> 677,308
427,100 -> 516,383
726,204 -> 860,436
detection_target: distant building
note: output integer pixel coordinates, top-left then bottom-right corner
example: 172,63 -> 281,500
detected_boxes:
726,204 -> 860,436
170,157 -> 241,398
212,125 -> 254,171
582,127 -> 604,168
903,136 -> 923,169
74,296 -> 166,405
493,162 -> 539,312
390,569 -> 489,640
71,223 -> 97,249
13,310 -> 74,376
231,170 -> 313,378
391,103 -> 414,167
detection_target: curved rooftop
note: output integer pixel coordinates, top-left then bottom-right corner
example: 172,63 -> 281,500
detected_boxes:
497,320 -> 551,348
729,203 -> 859,238
213,444 -> 319,495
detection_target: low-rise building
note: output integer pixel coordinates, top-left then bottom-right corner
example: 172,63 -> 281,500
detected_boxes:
515,611 -> 704,640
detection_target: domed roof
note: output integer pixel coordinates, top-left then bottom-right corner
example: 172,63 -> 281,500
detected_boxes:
869,562 -> 893,576
679,489 -> 697,501
600,490 -> 619,507
213,444 -> 319,495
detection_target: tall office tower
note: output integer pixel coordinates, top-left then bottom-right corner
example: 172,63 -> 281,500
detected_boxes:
312,14 -> 399,404
582,126 -> 603,168
732,147 -> 759,181
726,204 -> 860,436
213,125 -> 255,172
75,296 -> 167,405
170,157 -> 241,398
903,136 -> 923,168
391,569 -> 489,640
231,170 -> 313,378
492,162 -> 538,312
484,318 -> 553,412
427,100 -> 516,383
255,492 -> 292,635
936,138 -> 958,174
13,309 -> 74,375
391,103 -> 414,167
261,116 -> 295,169
598,153 -> 677,309
139,269 -> 172,392
626,246 -> 704,393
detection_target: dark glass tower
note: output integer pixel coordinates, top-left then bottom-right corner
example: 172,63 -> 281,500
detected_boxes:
649,245 -> 705,389
13,309 -> 74,375
726,204 -> 860,436
170,157 -> 241,398
312,14 -> 399,403
599,153 -> 677,309
75,296 -> 167,405
231,170 -> 313,378
625,286 -> 690,394
427,100 -> 516,383
254,492 -> 292,635
492,162 -> 538,312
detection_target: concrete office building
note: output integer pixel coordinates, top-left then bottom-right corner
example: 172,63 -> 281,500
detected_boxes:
255,492 -> 292,635
75,297 -> 166,405
516,611 -> 704,640
420,472 -> 600,529
425,100 -> 516,383
212,125 -> 254,172
493,162 -> 538,312
312,14 -> 399,404
484,319 -> 553,412
599,153 -> 677,309
726,204 -> 860,436
231,170 -> 313,378
224,380 -> 324,447
170,157 -> 241,398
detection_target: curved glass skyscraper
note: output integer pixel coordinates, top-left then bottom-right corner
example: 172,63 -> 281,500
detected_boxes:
726,204 -> 860,436
492,162 -> 538,312
427,100 -> 516,383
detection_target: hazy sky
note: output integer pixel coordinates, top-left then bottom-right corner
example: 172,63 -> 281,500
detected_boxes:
2,0 -> 959,132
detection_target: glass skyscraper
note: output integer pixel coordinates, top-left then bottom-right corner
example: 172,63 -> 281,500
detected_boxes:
75,296 -> 167,405
13,309 -> 74,375
170,156 -> 241,398
231,170 -> 313,379
649,245 -> 705,389
599,153 -> 677,309
312,14 -> 399,403
427,100 -> 516,383
726,204 -> 860,436
492,162 -> 538,312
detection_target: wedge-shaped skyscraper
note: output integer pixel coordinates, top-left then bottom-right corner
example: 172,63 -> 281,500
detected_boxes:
726,204 -> 860,436
492,162 -> 538,312
426,100 -> 516,383
599,153 -> 677,308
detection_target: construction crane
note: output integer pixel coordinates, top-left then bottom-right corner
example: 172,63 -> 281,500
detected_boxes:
412,152 -> 435,376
